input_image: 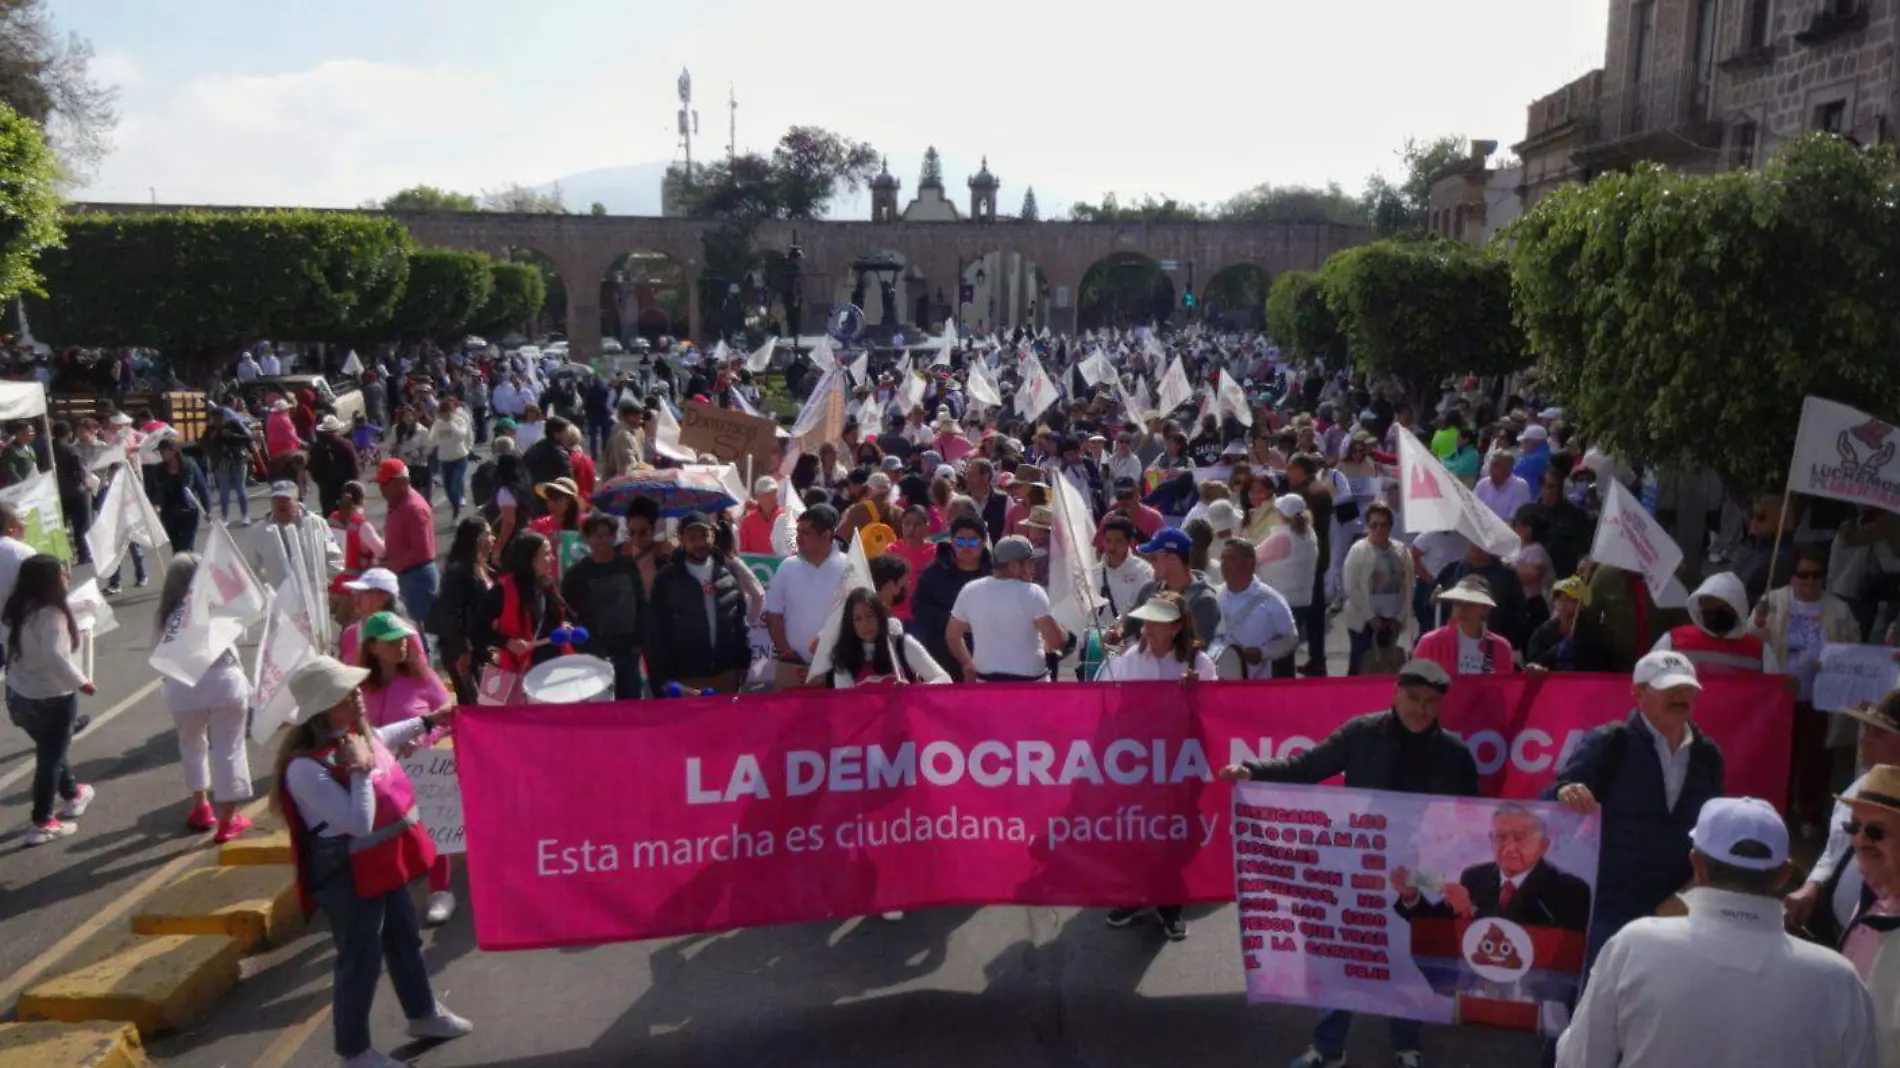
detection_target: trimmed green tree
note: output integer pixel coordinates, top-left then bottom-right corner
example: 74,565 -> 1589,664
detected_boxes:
385,248 -> 494,343
1508,133 -> 1900,493
1320,236 -> 1524,407
470,260 -> 546,337
1265,269 -> 1345,369
27,210 -> 412,378
0,100 -> 62,304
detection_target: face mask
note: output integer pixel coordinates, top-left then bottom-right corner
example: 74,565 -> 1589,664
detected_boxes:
1701,608 -> 1737,635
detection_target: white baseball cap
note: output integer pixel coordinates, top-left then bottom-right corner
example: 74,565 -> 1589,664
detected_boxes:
1690,796 -> 1788,871
343,567 -> 400,598
753,475 -> 779,497
268,481 -> 298,499
1633,649 -> 1701,691
1274,494 -> 1306,519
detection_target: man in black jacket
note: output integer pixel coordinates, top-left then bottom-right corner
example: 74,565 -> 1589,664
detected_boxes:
1218,659 -> 1478,1068
522,415 -> 576,516
910,514 -> 992,671
644,511 -> 750,693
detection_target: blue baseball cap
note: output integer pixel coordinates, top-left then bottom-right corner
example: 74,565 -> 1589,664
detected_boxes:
1137,527 -> 1193,558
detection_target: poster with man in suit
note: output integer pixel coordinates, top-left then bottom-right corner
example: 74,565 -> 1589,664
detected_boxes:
1392,804 -> 1593,933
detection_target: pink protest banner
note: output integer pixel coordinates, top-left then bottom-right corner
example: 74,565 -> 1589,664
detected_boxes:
457,675 -> 1789,950
1233,782 -> 1599,1034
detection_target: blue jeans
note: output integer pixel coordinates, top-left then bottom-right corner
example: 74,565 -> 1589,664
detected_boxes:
215,456 -> 250,521
7,689 -> 78,824
308,838 -> 438,1058
398,563 -> 440,658
439,456 -> 468,515
587,418 -> 611,459
1313,1009 -> 1421,1059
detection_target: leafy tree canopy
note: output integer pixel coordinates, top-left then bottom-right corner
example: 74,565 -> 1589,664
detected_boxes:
0,99 -> 63,302
1508,132 -> 1900,493
1019,186 -> 1040,222
0,0 -> 115,183
1068,193 -> 1205,224
1265,270 -> 1344,369
480,182 -> 567,214
27,211 -> 412,375
1320,236 -> 1524,404
470,260 -> 546,337
381,185 -> 479,212
385,247 -> 494,343
1219,182 -> 1367,226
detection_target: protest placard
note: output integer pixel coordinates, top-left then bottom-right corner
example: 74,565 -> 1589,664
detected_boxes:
400,742 -> 465,855
681,401 -> 778,475
1814,642 -> 1900,713
1232,781 -> 1599,1034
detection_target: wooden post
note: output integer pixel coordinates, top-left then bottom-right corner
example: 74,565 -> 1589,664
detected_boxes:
1763,485 -> 1795,593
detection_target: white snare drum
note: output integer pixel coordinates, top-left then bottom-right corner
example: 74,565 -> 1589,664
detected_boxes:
522,654 -> 616,704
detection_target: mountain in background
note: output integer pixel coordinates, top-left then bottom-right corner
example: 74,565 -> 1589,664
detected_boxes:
535,160 -> 1071,220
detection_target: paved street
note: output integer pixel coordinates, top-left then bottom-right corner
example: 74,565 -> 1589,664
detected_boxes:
0,482 -> 1543,1068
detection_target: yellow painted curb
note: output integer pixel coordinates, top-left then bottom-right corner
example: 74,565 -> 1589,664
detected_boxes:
218,829 -> 292,867
16,931 -> 241,1038
0,1021 -> 146,1068
130,866 -> 303,954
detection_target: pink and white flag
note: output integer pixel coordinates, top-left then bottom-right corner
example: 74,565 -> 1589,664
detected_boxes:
1591,477 -> 1685,602
1788,395 -> 1900,514
1397,431 -> 1520,559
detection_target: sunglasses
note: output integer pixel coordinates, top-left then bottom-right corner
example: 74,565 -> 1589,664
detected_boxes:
952,536 -> 983,549
1793,570 -> 1824,580
1845,819 -> 1889,843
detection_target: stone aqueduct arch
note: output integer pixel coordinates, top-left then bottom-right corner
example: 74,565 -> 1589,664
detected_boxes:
74,204 -> 1367,354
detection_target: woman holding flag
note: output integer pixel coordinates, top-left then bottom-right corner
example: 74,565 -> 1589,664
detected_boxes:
154,554 -> 255,842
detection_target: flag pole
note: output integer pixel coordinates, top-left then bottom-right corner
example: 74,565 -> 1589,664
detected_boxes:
1763,484 -> 1795,594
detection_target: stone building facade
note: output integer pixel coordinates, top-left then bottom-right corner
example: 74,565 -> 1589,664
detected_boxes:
1425,141 -> 1524,246
1517,0 -> 1899,208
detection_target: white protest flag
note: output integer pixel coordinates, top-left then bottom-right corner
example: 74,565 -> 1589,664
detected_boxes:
904,370 -> 927,413
805,532 -> 875,678
791,365 -> 848,452
151,522 -> 269,686
896,352 -> 913,380
1078,348 -> 1115,388
340,349 -> 364,376
1396,430 -> 1520,559
931,320 -> 957,367
1142,329 -> 1167,363
711,340 -> 731,366
1047,473 -> 1104,640
1156,356 -> 1193,417
1116,380 -> 1149,432
249,588 -> 320,744
1788,395 -> 1900,514
855,392 -> 881,434
848,349 -> 869,387
1217,368 -> 1255,428
966,357 -> 1004,408
1133,375 -> 1156,419
1016,352 -> 1059,424
85,471 -> 169,578
68,578 -> 117,639
744,336 -> 777,373
651,401 -> 697,462
729,388 -> 761,417
1194,391 -> 1218,434
1592,477 -> 1687,602
807,335 -> 837,373
136,425 -> 178,464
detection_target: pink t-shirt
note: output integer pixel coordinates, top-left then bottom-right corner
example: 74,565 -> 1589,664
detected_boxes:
361,668 -> 451,742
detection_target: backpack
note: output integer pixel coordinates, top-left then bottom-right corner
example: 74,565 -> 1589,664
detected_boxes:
857,501 -> 897,558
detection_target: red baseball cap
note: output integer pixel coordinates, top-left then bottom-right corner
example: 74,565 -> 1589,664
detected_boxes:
374,458 -> 409,484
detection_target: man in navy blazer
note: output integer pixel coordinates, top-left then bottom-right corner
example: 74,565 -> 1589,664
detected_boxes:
1394,804 -> 1593,933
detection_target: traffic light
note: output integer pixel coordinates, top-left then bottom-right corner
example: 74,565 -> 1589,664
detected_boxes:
1182,289 -> 1197,310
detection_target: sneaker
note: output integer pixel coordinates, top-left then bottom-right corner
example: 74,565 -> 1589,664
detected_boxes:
880,911 -> 904,921
406,1003 -> 474,1040
424,890 -> 457,926
1160,915 -> 1188,942
56,784 -> 95,820
340,1050 -> 407,1068
24,820 -> 76,846
1290,1051 -> 1347,1068
214,813 -> 255,843
71,714 -> 90,735
186,801 -> 216,831
1105,907 -> 1151,929
237,518 -> 253,528
1394,1053 -> 1421,1068
103,582 -> 121,596
134,574 -> 149,588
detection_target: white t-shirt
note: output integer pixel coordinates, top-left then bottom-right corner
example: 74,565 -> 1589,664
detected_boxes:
1099,553 -> 1155,622
1456,632 -> 1487,675
0,535 -> 38,612
1100,646 -> 1217,682
950,577 -> 1054,678
764,550 -> 847,662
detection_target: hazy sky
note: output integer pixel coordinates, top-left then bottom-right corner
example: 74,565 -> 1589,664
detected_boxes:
62,0 -> 1609,215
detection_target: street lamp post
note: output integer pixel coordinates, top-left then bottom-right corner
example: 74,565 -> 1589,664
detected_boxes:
975,264 -> 988,334
786,235 -> 804,343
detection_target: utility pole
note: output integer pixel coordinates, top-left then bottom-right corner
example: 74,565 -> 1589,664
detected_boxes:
727,84 -> 737,162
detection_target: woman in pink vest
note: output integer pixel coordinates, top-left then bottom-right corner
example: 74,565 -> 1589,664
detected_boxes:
274,656 -> 473,1068
1413,575 -> 1518,676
